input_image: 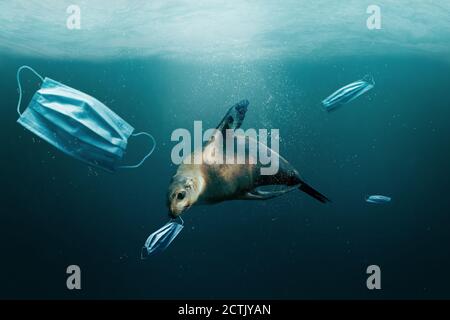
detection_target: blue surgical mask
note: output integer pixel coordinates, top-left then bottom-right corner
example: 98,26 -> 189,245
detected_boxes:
321,75 -> 375,111
16,65 -> 156,172
141,217 -> 184,258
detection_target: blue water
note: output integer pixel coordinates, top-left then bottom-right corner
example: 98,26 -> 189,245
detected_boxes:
0,1 -> 449,299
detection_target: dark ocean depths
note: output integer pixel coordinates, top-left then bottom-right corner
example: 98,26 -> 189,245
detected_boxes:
0,52 -> 449,299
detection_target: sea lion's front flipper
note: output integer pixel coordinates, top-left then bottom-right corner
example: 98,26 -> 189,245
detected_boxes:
240,187 -> 295,200
206,100 -> 249,146
217,99 -> 249,132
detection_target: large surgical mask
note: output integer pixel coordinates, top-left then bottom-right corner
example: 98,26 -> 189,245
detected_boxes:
16,65 -> 155,172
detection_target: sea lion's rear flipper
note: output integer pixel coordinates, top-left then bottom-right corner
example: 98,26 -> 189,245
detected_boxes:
298,180 -> 331,203
206,100 -> 249,146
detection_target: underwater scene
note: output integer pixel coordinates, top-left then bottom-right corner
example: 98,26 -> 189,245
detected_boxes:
0,1 -> 449,299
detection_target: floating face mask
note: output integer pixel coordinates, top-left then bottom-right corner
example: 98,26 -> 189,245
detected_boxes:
322,75 -> 375,111
141,217 -> 184,258
366,195 -> 391,204
16,65 -> 156,172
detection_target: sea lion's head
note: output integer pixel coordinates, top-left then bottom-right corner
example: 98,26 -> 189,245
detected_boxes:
167,175 -> 200,218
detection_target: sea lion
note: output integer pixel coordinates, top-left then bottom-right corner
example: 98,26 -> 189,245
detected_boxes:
167,100 -> 330,217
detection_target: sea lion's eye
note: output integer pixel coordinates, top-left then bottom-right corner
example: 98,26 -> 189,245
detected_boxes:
177,191 -> 186,200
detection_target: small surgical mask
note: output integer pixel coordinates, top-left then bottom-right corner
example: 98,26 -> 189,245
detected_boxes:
141,217 -> 184,258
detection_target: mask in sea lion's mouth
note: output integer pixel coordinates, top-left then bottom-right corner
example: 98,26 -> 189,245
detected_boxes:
169,204 -> 191,218
168,211 -> 177,219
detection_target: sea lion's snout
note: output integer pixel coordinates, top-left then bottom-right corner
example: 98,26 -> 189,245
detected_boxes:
168,210 -> 178,219
167,179 -> 197,217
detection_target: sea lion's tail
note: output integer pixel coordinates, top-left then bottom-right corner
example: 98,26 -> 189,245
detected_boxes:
298,181 -> 331,203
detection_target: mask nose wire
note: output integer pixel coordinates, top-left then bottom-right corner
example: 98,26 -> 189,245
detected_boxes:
119,132 -> 156,169
168,215 -> 184,225
16,66 -> 44,117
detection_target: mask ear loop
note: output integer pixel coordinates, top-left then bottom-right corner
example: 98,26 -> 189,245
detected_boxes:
119,132 -> 156,169
175,216 -> 184,226
16,66 -> 44,117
